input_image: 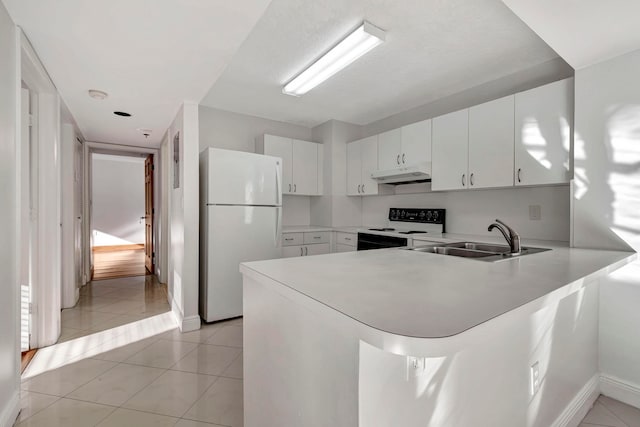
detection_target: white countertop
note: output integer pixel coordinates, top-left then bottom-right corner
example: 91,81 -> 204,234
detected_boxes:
282,225 -> 336,233
241,238 -> 635,339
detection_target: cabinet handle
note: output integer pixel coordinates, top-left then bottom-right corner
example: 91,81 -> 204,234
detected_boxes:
313,236 -> 321,239
304,246 -> 308,256
517,168 -> 522,183
289,184 -> 291,192
294,184 -> 297,192
357,184 -> 361,193
462,174 -> 466,186
362,184 -> 365,193
402,153 -> 405,164
284,238 -> 293,241
470,173 -> 474,186
300,247 -> 303,256
345,237 -> 352,241
397,154 -> 400,165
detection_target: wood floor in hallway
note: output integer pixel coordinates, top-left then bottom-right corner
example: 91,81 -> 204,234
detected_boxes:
92,245 -> 147,280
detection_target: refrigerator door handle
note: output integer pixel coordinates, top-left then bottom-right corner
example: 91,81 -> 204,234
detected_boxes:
275,162 -> 282,206
275,207 -> 282,247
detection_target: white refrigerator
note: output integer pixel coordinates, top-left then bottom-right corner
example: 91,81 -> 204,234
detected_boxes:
199,148 -> 282,322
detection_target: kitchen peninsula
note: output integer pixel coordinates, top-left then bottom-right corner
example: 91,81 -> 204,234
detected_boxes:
240,239 -> 635,427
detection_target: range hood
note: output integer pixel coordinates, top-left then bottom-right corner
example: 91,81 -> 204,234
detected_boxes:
370,162 -> 432,185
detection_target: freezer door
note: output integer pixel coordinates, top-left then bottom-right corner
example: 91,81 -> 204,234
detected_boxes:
201,205 -> 281,322
205,148 -> 282,206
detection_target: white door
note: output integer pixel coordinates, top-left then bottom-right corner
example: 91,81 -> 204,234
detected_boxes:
360,136 -> 379,195
346,142 -> 362,196
204,205 -> 281,321
264,135 -> 293,194
292,140 -> 318,195
401,119 -> 431,166
432,109 -> 469,191
515,78 -> 572,186
20,88 -> 31,352
377,128 -> 401,170
74,138 -> 83,291
206,148 -> 281,206
468,96 -> 514,189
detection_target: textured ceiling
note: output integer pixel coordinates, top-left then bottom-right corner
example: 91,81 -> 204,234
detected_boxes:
3,0 -> 272,147
501,0 -> 640,69
200,0 -> 562,128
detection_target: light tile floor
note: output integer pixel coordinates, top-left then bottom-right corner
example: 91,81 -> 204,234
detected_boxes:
16,276 -> 243,427
17,276 -> 640,426
580,395 -> 640,427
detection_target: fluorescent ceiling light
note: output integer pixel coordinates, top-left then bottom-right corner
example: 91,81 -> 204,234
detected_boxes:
283,21 -> 385,96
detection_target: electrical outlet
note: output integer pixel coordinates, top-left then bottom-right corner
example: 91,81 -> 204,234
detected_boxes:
530,361 -> 541,396
529,205 -> 542,221
406,356 -> 426,379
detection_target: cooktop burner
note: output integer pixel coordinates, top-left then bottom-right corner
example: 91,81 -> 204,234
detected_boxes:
368,228 -> 396,231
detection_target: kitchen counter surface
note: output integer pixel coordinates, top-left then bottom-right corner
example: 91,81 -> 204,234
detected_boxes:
241,239 -> 635,339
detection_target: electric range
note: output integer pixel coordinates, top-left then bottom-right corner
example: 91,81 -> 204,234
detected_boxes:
357,208 -> 446,250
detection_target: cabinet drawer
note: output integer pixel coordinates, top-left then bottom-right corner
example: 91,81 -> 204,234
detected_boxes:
336,232 -> 356,247
303,231 -> 330,244
282,233 -> 303,246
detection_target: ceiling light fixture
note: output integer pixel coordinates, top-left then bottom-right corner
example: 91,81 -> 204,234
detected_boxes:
88,89 -> 108,100
114,111 -> 131,117
283,21 -> 385,97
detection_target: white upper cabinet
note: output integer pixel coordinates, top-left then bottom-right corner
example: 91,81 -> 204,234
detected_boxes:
432,110 -> 469,191
514,78 -> 572,186
377,120 -> 431,171
347,135 -> 379,196
468,95 -> 515,189
256,134 -> 323,196
401,119 -> 431,167
377,129 -> 402,170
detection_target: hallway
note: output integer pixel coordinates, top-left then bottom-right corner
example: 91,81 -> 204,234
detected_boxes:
18,275 -> 243,426
91,246 -> 147,281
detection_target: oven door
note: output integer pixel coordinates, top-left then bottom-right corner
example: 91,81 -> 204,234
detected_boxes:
357,233 -> 408,251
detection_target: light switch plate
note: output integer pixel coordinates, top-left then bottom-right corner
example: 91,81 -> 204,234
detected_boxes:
530,361 -> 541,395
529,205 -> 541,221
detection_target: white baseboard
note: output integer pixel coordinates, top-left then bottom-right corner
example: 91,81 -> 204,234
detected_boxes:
551,374 -> 600,427
168,290 -> 201,333
0,391 -> 20,427
600,374 -> 640,409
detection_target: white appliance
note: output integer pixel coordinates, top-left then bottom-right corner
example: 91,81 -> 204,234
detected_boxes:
199,148 -> 282,322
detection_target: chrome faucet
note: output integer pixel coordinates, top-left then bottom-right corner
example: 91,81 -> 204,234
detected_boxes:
488,219 -> 521,255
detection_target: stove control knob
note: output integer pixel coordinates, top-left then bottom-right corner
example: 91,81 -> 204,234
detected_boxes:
427,211 -> 433,220
419,210 -> 425,219
401,210 -> 406,218
433,211 -> 439,221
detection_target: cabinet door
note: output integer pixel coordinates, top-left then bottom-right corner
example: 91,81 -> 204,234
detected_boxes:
515,78 -> 572,186
292,139 -> 318,195
305,243 -> 330,256
360,136 -> 379,195
468,96 -> 514,189
346,141 -> 362,196
335,243 -> 355,253
377,128 -> 402,170
401,119 -> 431,166
282,245 -> 304,258
264,135 -> 293,194
432,109 -> 469,191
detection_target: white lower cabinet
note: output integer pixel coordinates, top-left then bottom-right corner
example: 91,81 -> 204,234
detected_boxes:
335,243 -> 355,253
282,232 -> 331,257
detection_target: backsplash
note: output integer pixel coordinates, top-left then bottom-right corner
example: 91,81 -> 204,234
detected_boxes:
361,185 -> 570,241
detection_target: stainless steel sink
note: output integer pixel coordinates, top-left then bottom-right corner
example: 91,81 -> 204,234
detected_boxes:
407,241 -> 550,261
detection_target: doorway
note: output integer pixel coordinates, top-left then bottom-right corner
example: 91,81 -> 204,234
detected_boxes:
90,152 -> 154,280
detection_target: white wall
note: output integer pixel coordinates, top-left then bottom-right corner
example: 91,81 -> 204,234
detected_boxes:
0,3 -> 20,426
199,105 -> 315,225
572,48 -> 640,407
91,153 -> 145,246
165,102 -> 200,332
362,185 -> 570,241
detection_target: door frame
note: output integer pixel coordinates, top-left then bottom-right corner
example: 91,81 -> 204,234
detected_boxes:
83,142 -> 162,283
17,30 -> 62,348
